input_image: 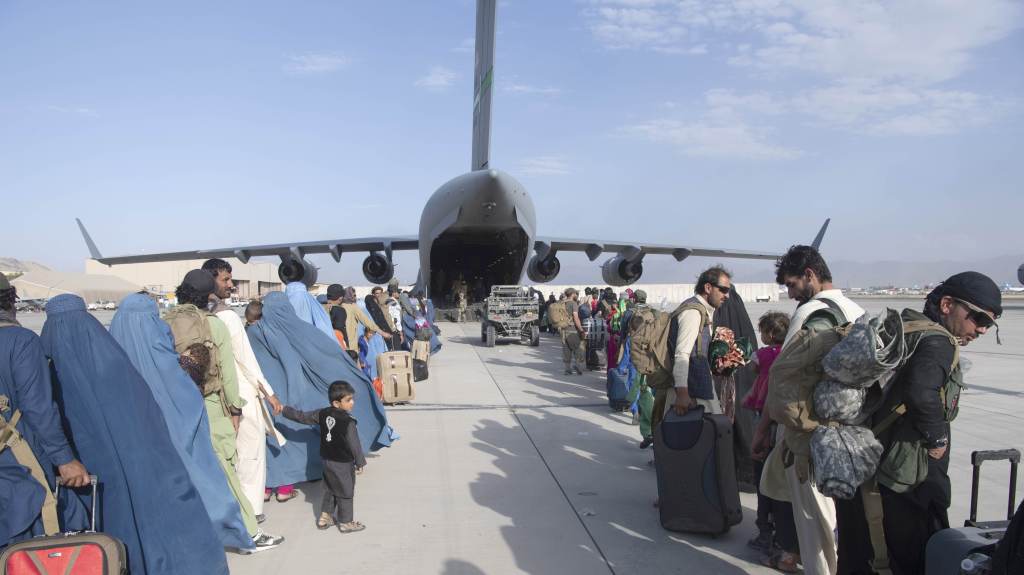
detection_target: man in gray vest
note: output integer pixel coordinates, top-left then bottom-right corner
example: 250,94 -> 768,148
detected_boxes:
654,266 -> 733,429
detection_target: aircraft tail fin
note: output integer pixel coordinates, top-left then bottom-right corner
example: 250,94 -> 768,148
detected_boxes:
76,218 -> 104,260
811,218 -> 830,250
471,0 -> 496,171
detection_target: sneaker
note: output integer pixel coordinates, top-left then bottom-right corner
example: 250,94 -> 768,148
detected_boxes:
638,436 -> 654,449
564,369 -> 573,375
255,514 -> 266,525
240,530 -> 283,554
574,367 -> 584,375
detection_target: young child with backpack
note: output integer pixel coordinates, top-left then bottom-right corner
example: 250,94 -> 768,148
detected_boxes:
742,311 -> 800,572
282,381 -> 367,533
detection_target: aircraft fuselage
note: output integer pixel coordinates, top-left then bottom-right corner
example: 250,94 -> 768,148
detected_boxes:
418,169 -> 536,302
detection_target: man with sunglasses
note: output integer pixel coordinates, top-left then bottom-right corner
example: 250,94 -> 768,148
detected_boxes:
651,265 -> 734,433
870,271 -> 1001,575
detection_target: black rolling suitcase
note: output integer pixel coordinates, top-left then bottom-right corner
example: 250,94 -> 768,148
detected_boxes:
654,406 -> 742,535
925,448 -> 1020,575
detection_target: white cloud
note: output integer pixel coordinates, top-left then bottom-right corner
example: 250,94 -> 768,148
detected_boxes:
795,82 -> 1011,135
585,1 -> 1023,137
283,53 -> 351,75
586,1 -> 1023,83
47,105 -> 99,118
415,66 -> 458,90
517,156 -> 572,175
502,82 -> 562,96
623,115 -> 802,160
621,89 -> 800,159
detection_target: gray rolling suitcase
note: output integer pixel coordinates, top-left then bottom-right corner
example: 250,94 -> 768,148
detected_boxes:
654,406 -> 742,535
925,448 -> 1020,575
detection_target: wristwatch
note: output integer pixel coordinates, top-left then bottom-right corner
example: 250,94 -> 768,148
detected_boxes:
927,437 -> 949,449
227,406 -> 243,417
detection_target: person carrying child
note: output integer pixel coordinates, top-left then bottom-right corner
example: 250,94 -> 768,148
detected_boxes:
282,380 -> 367,533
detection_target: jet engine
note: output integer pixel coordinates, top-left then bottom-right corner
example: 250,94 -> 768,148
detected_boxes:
1018,263 -> 1023,286
362,252 -> 394,285
526,255 -> 560,283
601,256 -> 643,287
278,258 -> 318,287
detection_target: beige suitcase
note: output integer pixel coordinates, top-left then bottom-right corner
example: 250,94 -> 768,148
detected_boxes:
377,352 -> 415,404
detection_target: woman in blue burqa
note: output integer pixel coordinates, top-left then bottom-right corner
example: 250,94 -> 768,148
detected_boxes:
109,293 -> 252,551
40,295 -> 228,575
247,291 -> 396,489
285,281 -> 335,343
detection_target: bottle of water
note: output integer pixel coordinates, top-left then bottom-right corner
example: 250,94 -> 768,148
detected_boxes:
960,552 -> 991,575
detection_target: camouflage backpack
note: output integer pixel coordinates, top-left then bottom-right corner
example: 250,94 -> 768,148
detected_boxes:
163,304 -> 224,397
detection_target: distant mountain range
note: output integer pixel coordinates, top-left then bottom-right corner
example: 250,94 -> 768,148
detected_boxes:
0,257 -> 51,274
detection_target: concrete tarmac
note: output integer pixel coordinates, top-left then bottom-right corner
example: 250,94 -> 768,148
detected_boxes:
15,296 -> 1023,574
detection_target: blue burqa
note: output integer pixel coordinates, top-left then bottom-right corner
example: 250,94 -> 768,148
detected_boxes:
247,292 -> 396,488
285,281 -> 335,343
109,294 -> 251,550
0,325 -> 88,546
40,295 -> 229,575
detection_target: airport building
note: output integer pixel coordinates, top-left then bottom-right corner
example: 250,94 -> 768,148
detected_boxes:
85,258 -> 283,299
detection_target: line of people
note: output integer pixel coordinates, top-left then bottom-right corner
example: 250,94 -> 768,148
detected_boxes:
547,246 -> 1005,575
0,260 -> 437,573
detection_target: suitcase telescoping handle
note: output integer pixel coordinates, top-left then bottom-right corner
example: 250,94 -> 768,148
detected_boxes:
54,474 -> 99,533
968,449 -> 1020,526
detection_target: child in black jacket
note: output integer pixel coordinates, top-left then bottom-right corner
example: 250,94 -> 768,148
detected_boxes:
282,380 -> 367,533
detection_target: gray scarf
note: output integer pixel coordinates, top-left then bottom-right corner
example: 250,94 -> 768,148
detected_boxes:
0,308 -> 19,328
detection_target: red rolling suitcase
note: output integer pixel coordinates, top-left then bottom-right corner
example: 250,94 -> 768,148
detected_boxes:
1,475 -> 127,575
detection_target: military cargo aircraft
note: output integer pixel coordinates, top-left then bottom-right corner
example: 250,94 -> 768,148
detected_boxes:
78,0 -> 825,300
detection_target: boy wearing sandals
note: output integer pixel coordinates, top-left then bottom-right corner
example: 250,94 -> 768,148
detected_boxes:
282,380 -> 367,533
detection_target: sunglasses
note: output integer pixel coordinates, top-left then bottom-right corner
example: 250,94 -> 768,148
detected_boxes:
712,284 -> 731,294
952,298 -> 996,329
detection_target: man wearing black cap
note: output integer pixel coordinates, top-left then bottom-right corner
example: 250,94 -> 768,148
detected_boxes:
870,271 -> 1001,575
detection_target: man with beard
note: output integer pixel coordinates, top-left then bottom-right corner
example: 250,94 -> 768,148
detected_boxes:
753,245 -> 864,575
202,259 -> 285,525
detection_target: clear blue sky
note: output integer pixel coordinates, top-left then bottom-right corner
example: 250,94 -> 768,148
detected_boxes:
2,0 -> 1022,282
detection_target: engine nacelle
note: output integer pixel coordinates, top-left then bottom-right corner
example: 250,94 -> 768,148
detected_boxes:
278,258 -> 318,287
526,255 -> 560,283
601,256 -> 643,287
362,253 -> 394,285
1018,263 -> 1024,286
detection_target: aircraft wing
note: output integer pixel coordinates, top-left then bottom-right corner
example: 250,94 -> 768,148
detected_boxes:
532,237 -> 782,263
78,219 -> 418,265
533,219 -> 830,263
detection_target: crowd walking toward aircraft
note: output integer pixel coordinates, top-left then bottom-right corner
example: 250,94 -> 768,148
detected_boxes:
2,247 -> 1022,574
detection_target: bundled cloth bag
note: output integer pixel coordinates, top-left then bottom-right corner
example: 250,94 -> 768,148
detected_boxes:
809,309 -> 907,499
